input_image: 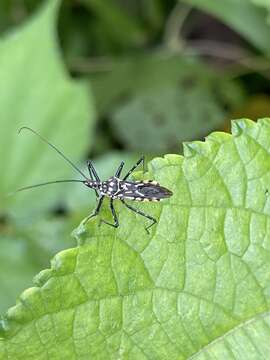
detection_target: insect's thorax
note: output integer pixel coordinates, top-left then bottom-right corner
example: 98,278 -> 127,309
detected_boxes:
98,177 -> 121,197
97,177 -> 139,199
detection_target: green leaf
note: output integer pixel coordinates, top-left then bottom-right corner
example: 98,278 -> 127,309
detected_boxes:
0,0 -> 94,216
2,118 -> 270,358
182,0 -> 270,54
251,0 -> 270,24
81,0 -> 145,48
190,312 -> 270,359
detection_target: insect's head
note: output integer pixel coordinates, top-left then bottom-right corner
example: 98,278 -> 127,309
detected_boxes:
83,179 -> 99,189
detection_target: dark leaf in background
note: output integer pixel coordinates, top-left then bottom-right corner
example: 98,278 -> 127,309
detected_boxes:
111,83 -> 232,153
95,55 -> 244,153
182,0 -> 270,54
90,54 -> 245,114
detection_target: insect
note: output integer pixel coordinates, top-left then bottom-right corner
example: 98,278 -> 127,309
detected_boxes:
14,127 -> 173,233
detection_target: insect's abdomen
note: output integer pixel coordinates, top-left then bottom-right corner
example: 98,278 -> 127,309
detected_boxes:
137,183 -> 172,199
120,180 -> 173,202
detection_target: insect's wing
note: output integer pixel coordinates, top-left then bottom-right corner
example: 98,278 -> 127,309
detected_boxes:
136,183 -> 173,200
121,181 -> 172,201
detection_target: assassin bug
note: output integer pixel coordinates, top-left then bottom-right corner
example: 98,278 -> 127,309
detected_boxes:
13,127 -> 173,233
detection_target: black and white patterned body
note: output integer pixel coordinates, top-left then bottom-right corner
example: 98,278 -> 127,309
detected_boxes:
94,177 -> 172,202
83,156 -> 173,232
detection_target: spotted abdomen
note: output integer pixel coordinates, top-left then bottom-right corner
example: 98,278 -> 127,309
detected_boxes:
116,180 -> 173,202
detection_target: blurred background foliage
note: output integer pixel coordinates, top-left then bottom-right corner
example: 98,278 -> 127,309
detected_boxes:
0,0 -> 270,314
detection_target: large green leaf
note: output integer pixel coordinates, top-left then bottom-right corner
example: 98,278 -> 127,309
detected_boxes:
1,118 -> 270,358
0,0 -> 94,216
182,0 -> 270,54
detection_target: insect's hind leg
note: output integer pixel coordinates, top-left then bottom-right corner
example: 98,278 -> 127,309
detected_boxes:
82,195 -> 104,225
122,156 -> 144,180
121,199 -> 156,234
100,199 -> 119,228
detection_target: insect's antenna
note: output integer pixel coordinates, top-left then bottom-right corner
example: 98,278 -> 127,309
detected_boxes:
8,179 -> 85,196
18,127 -> 89,180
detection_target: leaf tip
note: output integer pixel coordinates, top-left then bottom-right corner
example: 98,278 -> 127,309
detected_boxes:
164,154 -> 182,165
149,157 -> 168,171
51,248 -> 78,274
258,117 -> 270,127
33,268 -> 53,287
231,118 -> 254,136
72,221 -> 89,245
6,303 -> 29,326
183,142 -> 199,158
206,131 -> 231,144
0,319 -> 9,337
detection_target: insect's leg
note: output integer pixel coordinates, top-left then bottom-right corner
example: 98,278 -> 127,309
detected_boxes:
121,199 -> 156,234
87,160 -> 100,181
122,156 -> 145,180
100,199 -> 119,228
88,167 -> 99,198
82,195 -> 104,225
115,161 -> 125,178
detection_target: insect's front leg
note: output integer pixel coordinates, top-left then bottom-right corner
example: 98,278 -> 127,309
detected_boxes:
88,168 -> 99,198
82,195 -> 104,225
115,161 -> 125,178
121,199 -> 156,234
122,156 -> 145,180
99,199 -> 119,228
87,160 -> 100,181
